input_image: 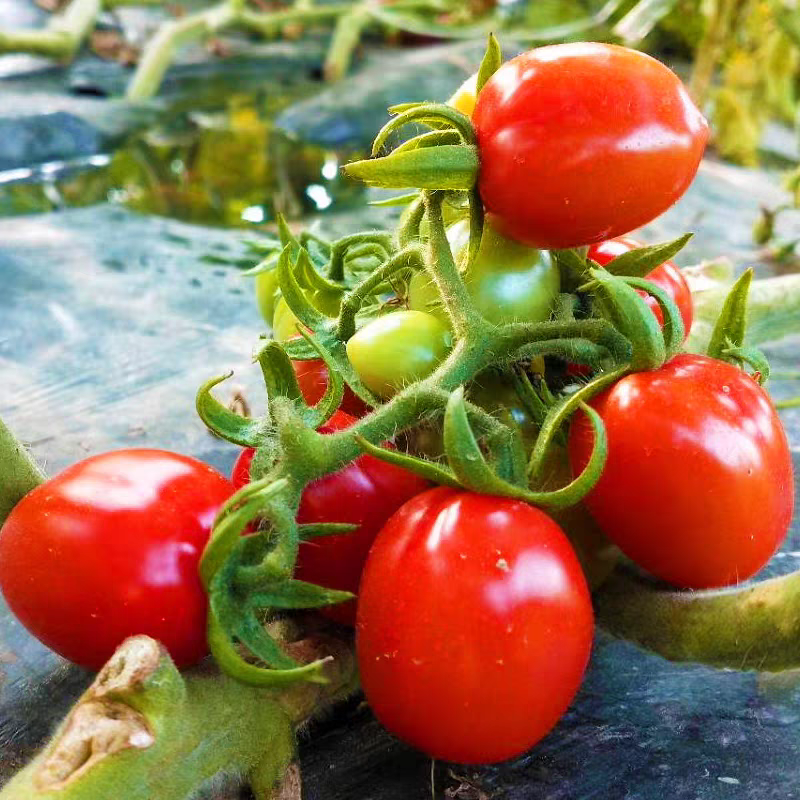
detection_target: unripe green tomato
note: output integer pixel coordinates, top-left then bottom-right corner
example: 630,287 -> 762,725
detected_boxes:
408,219 -> 560,327
255,269 -> 279,326
272,296 -> 304,342
346,310 -> 453,399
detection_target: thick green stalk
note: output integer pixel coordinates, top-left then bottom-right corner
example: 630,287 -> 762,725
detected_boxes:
0,0 -> 100,58
0,416 -> 46,526
0,634 -> 356,800
595,567 -> 800,671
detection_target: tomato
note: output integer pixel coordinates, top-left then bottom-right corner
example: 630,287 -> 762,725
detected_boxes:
587,237 -> 693,337
255,269 -> 279,327
0,449 -> 234,670
272,296 -> 304,342
448,73 -> 478,116
346,310 -> 453,399
473,43 -> 709,249
408,219 -> 560,327
356,488 -> 593,764
568,354 -> 794,588
232,411 -> 428,625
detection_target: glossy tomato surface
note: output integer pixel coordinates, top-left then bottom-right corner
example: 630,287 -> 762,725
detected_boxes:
357,488 -> 593,763
587,237 -> 693,337
473,43 -> 709,249
568,355 -> 794,588
0,449 -> 234,670
233,411 -> 428,625
346,310 -> 453,399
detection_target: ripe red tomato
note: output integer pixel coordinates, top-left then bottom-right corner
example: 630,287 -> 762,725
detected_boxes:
473,43 -> 709,249
587,237 -> 693,337
292,356 -> 368,418
356,488 -> 593,764
0,449 -> 234,670
232,411 -> 428,624
568,354 -> 794,588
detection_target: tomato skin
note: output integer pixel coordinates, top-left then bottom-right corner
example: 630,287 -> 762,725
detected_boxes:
587,237 -> 693,337
255,270 -> 279,327
232,412 -> 428,625
290,350 -> 369,418
356,488 -> 593,764
0,449 -> 234,670
408,219 -> 560,327
473,43 -> 709,249
568,354 -> 794,588
346,310 -> 453,399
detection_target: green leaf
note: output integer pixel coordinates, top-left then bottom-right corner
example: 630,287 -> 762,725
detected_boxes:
276,245 -> 327,333
298,522 -> 359,540
368,191 -> 420,208
707,268 -> 753,359
370,103 -> 475,156
196,373 -> 263,447
354,434 -> 461,488
722,345 -> 771,384
296,329 -> 344,427
476,33 -> 502,94
392,130 -> 463,154
344,145 -> 479,191
589,268 -> 666,371
603,234 -> 693,278
254,340 -> 303,405
621,275 -> 685,361
233,610 -> 301,671
247,579 -> 354,610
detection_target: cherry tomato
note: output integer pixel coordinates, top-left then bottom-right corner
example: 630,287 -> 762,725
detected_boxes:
255,269 -> 279,327
587,237 -> 693,337
408,219 -> 560,327
272,296 -> 304,342
232,411 -> 428,625
357,488 -> 593,764
287,337 -> 368,418
346,310 -> 453,399
0,449 -> 234,670
568,354 -> 794,588
448,73 -> 478,116
473,43 -> 709,249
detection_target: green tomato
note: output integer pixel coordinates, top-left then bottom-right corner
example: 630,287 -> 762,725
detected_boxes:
409,219 -> 560,327
272,296 -> 304,342
346,310 -> 453,399
255,269 -> 279,326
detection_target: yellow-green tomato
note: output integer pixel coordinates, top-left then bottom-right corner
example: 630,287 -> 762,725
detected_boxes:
448,73 -> 478,117
272,296 -> 304,342
346,310 -> 453,399
255,269 -> 279,326
409,219 -> 560,327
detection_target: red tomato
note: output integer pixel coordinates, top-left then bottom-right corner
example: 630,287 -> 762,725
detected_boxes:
232,411 -> 428,625
568,354 -> 794,588
0,449 -> 234,670
587,237 -> 693,338
473,43 -> 709,249
357,488 -> 593,764
292,357 -> 368,418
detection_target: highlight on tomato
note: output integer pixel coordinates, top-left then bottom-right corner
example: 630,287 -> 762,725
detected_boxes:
568,354 -> 794,589
472,43 -> 709,249
356,488 -> 594,764
0,449 -> 235,670
233,410 -> 428,625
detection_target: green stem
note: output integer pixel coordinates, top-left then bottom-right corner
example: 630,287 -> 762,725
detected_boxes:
323,6 -> 371,82
126,3 -> 238,101
0,0 -> 101,58
688,0 -> 744,107
0,416 -> 46,526
595,566 -> 800,671
238,4 -> 351,37
0,633 -> 356,800
776,396 -> 800,409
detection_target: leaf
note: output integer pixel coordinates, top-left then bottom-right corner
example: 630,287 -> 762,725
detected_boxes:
603,234 -> 692,278
706,268 -> 753,358
196,373 -> 263,446
247,579 -> 354,610
475,33 -> 502,94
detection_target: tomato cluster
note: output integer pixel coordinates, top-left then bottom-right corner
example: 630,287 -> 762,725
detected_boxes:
0,39 -> 794,780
